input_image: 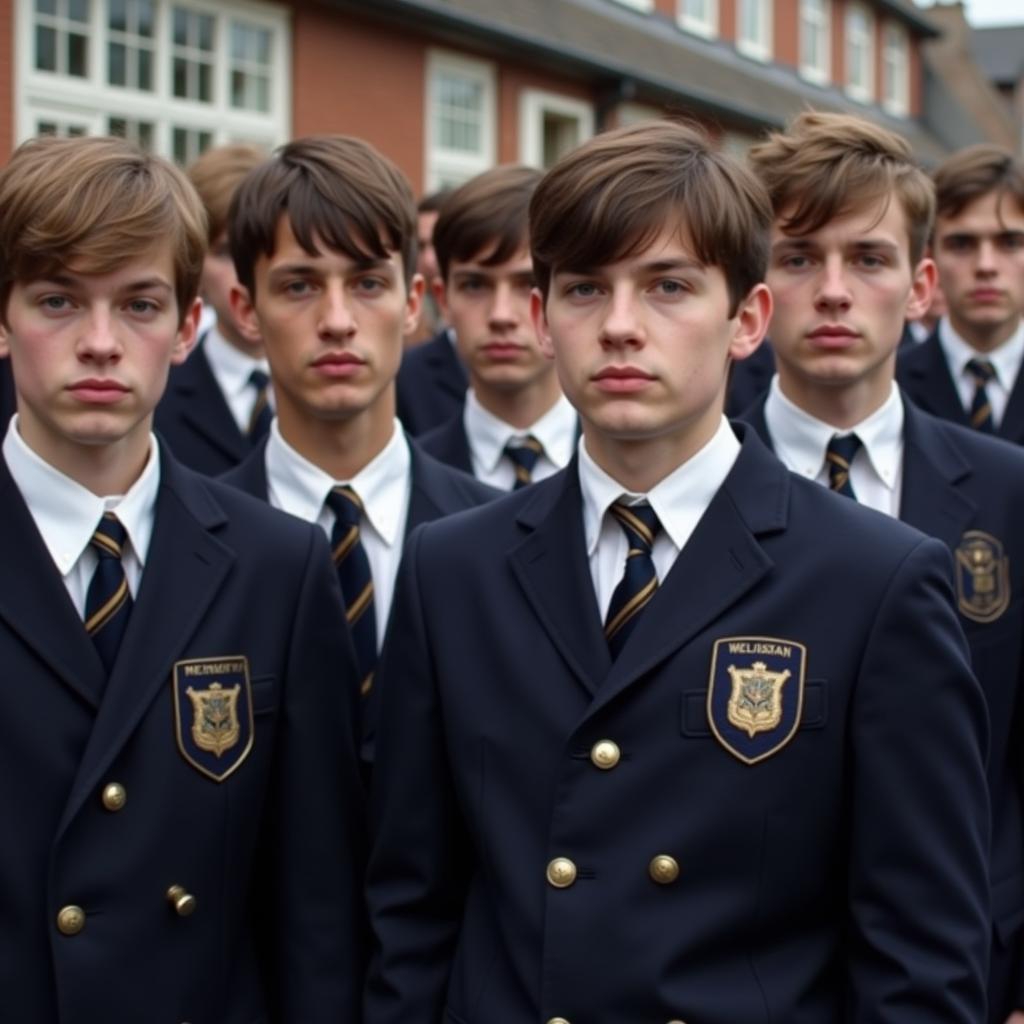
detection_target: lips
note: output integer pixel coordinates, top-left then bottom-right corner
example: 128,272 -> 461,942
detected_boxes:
592,365 -> 656,393
807,325 -> 860,350
68,379 -> 130,404
311,352 -> 364,377
968,289 -> 1004,303
480,341 -> 524,360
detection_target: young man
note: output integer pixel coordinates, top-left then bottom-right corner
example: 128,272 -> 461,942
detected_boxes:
155,143 -> 271,474
0,135 -> 365,1023
365,121 -> 990,1024
403,188 -> 449,348
898,145 -> 1024,443
417,165 -> 579,488
742,110 -> 1024,1023
222,135 -> 497,698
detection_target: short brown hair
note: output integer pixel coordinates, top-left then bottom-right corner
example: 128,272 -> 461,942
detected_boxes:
933,144 -> 1024,222
229,134 -> 417,296
187,142 -> 266,245
433,165 -> 541,282
747,111 -> 935,265
0,135 -> 206,324
530,120 -> 771,316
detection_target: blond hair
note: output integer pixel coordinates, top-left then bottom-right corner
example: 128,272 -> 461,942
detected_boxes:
187,142 -> 267,244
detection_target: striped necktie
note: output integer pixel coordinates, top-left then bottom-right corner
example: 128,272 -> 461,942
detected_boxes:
247,369 -> 273,440
604,502 -> 661,660
325,486 -> 376,696
965,358 -> 996,434
825,433 -> 863,500
503,435 -> 544,490
84,512 -> 133,673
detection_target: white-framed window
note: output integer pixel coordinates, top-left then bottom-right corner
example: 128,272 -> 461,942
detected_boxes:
518,90 -> 594,170
608,0 -> 654,10
799,0 -> 831,85
678,0 -> 718,40
17,0 -> 290,162
737,0 -> 772,61
425,50 -> 496,191
882,22 -> 910,117
844,2 -> 874,102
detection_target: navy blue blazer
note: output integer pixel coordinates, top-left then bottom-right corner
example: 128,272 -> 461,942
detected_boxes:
154,337 -> 255,476
395,328 -> 468,436
0,357 -> 16,428
366,424 -> 989,1024
743,392 -> 1024,1017
897,327 -> 1024,445
418,411 -> 474,476
0,448 -> 365,1023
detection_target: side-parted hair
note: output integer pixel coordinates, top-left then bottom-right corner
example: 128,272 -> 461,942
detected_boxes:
0,134 -> 207,325
188,142 -> 267,245
417,189 -> 451,216
747,111 -> 934,265
530,120 -> 771,316
933,144 -> 1024,221
433,165 -> 542,282
229,134 -> 417,296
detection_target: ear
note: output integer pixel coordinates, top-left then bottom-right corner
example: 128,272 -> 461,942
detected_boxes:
905,257 -> 937,323
230,283 -> 262,343
432,276 -> 449,320
728,283 -> 772,363
171,298 -> 202,366
0,318 -> 9,360
403,272 -> 425,337
530,287 -> 555,361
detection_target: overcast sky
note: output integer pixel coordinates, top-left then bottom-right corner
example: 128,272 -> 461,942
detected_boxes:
915,0 -> 1021,27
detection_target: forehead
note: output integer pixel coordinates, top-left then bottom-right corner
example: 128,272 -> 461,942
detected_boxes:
260,215 -> 404,275
773,196 -> 908,245
449,244 -> 533,274
47,243 -> 177,288
935,190 -> 1024,233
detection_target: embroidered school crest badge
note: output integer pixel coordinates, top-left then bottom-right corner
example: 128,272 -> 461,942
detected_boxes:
173,656 -> 254,782
955,531 -> 1010,624
707,637 -> 806,765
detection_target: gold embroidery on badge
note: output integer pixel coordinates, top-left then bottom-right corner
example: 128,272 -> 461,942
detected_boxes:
956,531 -> 1010,624
186,682 -> 241,757
726,661 -> 791,738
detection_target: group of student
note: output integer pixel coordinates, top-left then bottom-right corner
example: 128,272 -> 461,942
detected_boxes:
0,106 -> 1022,1024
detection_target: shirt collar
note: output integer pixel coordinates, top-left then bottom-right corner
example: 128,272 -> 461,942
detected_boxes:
2,415 -> 160,575
463,389 -> 577,472
578,415 -> 740,556
202,325 -> 270,399
764,376 -> 903,491
265,418 -> 411,546
938,315 -> 1024,387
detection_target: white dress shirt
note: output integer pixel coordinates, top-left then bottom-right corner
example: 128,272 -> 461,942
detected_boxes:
3,416 -> 159,616
764,376 -> 904,517
264,418 -> 411,650
579,416 -> 740,620
938,316 -> 1024,429
203,326 -> 272,435
462,389 -> 577,490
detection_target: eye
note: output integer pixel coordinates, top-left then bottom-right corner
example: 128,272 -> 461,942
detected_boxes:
997,233 -> 1024,253
778,254 -> 812,270
127,298 -> 159,316
652,279 -> 687,296
458,276 -> 487,294
855,253 -> 887,270
355,276 -> 387,294
942,236 -> 975,254
41,294 -> 71,312
284,279 -> 312,296
565,281 -> 599,299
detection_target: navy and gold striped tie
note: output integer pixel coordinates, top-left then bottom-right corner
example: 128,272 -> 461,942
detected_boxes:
965,358 -> 996,434
326,486 -> 376,696
247,369 -> 273,440
604,502 -> 661,659
84,512 -> 133,673
503,435 -> 544,490
825,433 -> 862,500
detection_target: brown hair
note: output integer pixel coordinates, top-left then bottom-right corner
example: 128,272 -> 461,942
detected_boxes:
0,135 -> 207,324
417,189 -> 451,215
530,120 -> 771,316
187,142 -> 267,245
433,165 -> 541,281
747,111 -> 935,265
229,134 -> 417,296
933,144 -> 1024,222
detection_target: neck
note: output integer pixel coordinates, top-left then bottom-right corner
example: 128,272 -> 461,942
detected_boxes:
472,373 -> 562,430
776,364 -> 894,431
948,312 -> 1020,354
275,393 -> 396,482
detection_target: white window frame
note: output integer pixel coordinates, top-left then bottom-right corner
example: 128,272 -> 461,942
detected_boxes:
518,89 -> 594,170
736,0 -> 772,62
16,0 -> 291,160
424,50 -> 496,191
608,0 -> 654,10
799,0 -> 831,86
882,21 -> 910,117
677,0 -> 718,40
844,2 -> 874,103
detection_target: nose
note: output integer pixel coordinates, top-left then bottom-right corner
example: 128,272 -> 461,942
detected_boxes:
318,280 -> 356,339
77,306 -> 121,362
488,281 -> 520,331
813,254 -> 852,314
975,239 -> 999,276
599,285 -> 643,348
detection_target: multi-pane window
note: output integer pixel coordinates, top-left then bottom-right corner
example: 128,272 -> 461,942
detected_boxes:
737,0 -> 772,61
519,91 -> 594,170
678,0 -> 718,39
799,0 -> 831,84
19,0 -> 289,162
845,3 -> 874,102
882,22 -> 910,116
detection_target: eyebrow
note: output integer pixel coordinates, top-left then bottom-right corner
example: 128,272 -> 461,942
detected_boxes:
557,257 -> 706,276
34,273 -> 173,292
772,238 -> 900,252
268,257 -> 394,279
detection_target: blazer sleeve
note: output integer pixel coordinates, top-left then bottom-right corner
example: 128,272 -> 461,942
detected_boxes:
365,524 -> 474,1024
260,525 -> 367,1022
848,535 -> 991,1023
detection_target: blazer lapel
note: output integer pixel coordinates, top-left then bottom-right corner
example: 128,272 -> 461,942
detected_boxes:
998,370 -> 1024,444
903,335 -> 971,427
428,333 -> 468,399
221,438 -> 270,501
509,467 -> 611,696
58,454 -> 235,835
170,343 -> 249,463
0,457 -> 107,708
406,444 -> 449,532
737,395 -> 772,449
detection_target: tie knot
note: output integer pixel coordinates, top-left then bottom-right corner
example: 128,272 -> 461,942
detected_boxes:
504,435 -> 544,488
966,358 -> 996,386
90,512 -> 128,560
826,432 -> 863,467
249,368 -> 270,391
610,501 -> 660,554
325,485 -> 363,528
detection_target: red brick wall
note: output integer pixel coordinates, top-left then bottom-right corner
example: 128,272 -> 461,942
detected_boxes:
774,0 -> 799,70
0,0 -> 14,160
720,0 -> 737,44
